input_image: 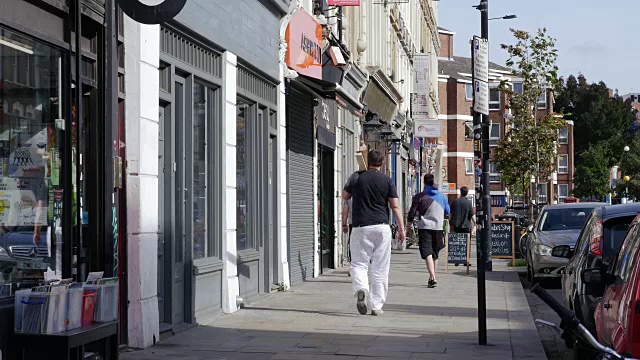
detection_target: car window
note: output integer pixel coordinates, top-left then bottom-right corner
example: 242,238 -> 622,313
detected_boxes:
539,207 -> 594,231
603,216 -> 634,257
575,213 -> 595,253
614,224 -> 640,284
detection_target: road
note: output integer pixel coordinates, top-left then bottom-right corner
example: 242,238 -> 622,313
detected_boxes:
519,273 -> 573,360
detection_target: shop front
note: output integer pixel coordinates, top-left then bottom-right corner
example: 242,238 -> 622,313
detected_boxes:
283,6 -> 364,282
0,0 -> 121,357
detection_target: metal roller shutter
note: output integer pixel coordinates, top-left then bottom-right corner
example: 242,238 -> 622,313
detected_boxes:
287,87 -> 315,284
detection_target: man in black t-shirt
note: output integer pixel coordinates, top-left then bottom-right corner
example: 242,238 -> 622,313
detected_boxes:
342,150 -> 405,316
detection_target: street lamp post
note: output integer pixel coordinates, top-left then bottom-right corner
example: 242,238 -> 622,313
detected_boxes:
623,146 -> 630,203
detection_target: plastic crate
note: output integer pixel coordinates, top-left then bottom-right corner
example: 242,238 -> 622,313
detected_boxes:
65,287 -> 84,331
82,292 -> 97,327
41,288 -> 67,334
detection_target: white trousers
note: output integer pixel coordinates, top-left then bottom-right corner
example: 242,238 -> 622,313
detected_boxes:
350,224 -> 392,311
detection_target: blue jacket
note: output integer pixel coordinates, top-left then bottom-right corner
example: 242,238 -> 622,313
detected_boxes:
415,186 -> 451,230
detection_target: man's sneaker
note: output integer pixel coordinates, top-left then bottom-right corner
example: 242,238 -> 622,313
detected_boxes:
371,309 -> 384,316
428,279 -> 438,288
356,290 -> 368,315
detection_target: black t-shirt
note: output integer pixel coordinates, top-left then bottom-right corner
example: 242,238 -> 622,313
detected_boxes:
344,169 -> 398,227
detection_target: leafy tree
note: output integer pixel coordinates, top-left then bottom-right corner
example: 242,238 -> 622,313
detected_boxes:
494,28 -> 565,220
555,74 -> 636,166
573,143 -> 611,199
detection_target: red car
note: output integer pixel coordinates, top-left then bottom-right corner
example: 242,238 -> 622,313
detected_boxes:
593,213 -> 640,357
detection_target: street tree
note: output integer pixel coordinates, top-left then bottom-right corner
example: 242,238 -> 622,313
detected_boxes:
573,143 -> 611,200
494,28 -> 565,220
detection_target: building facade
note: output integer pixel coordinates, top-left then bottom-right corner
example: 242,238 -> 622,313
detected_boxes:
0,0 -> 122,357
437,27 -> 575,214
125,0 -> 292,348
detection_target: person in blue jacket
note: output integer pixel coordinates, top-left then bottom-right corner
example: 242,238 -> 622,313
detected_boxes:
407,173 -> 450,288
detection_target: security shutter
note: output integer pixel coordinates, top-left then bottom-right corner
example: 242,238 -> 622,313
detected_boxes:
287,86 -> 315,284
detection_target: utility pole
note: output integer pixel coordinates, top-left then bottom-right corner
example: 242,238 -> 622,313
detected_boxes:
472,0 -> 491,347
480,1 -> 492,273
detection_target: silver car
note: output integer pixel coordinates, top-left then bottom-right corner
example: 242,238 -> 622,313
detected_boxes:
525,202 -> 603,284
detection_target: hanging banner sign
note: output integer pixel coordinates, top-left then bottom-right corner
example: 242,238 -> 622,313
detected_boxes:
328,0 -> 361,5
415,119 -> 441,138
411,93 -> 429,120
414,54 -> 430,96
118,0 -> 187,25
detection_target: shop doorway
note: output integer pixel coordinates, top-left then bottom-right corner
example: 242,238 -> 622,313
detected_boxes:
157,74 -> 188,331
318,146 -> 335,272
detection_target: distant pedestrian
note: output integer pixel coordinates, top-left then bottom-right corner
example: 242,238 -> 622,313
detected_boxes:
450,186 -> 475,234
449,186 -> 475,266
342,150 -> 405,316
407,174 -> 450,288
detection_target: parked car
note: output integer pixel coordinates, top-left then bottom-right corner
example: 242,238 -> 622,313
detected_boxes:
588,213 -> 640,358
525,203 -> 603,284
552,203 -> 640,355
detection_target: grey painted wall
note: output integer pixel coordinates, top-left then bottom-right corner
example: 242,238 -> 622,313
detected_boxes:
174,0 -> 283,80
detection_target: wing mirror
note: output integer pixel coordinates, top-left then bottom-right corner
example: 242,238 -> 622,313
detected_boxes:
552,245 -> 573,259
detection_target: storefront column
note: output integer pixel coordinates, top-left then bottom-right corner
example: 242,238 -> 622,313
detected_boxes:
277,70 -> 291,289
124,18 -> 160,348
221,51 -> 241,314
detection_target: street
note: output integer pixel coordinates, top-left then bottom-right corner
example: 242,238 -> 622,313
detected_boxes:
519,275 -> 572,360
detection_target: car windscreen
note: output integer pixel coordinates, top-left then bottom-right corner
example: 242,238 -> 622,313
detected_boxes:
603,216 -> 635,257
538,208 -> 594,231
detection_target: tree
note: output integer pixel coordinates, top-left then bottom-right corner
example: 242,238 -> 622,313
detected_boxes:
555,74 -> 636,166
494,28 -> 565,220
573,143 -> 611,199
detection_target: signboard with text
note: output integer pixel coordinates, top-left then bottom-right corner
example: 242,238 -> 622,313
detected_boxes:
285,9 -> 323,80
474,80 -> 489,115
415,119 -> 441,138
328,0 -> 361,5
413,54 -> 430,98
411,93 -> 428,119
473,37 -> 489,82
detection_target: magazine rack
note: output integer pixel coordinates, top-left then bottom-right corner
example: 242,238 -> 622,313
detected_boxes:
13,321 -> 118,360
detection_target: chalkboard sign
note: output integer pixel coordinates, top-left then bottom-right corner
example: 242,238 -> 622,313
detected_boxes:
445,232 -> 471,274
491,221 -> 515,260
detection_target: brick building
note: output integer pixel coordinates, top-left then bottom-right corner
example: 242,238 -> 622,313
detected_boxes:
436,27 -> 575,214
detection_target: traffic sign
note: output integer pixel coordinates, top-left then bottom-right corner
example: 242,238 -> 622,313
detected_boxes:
474,80 -> 489,115
473,37 -> 489,83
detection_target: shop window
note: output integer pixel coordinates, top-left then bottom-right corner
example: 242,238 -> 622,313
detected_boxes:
192,83 -> 208,259
236,104 -> 251,251
0,27 -> 64,297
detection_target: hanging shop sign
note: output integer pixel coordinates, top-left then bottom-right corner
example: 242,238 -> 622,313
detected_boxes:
328,0 -> 361,5
286,9 -> 324,80
117,0 -> 187,24
415,119 -> 441,138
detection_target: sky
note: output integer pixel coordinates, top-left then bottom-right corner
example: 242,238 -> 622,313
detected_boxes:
437,0 -> 640,95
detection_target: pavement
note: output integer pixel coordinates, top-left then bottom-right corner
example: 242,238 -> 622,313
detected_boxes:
122,248 -> 547,360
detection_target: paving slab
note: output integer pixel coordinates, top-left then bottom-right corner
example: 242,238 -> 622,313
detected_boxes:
121,249 -> 546,360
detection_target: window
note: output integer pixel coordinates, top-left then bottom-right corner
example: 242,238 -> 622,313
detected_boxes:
538,207 -> 593,231
489,87 -> 500,110
513,82 -> 523,94
558,184 -> 569,199
465,83 -> 473,101
538,183 -> 548,204
237,104 -> 250,251
558,154 -> 569,174
192,83 -> 208,259
558,127 -> 568,144
490,123 -> 500,146
537,93 -> 547,109
613,224 -> 640,284
489,162 -> 501,182
0,27 -> 64,298
464,121 -> 473,140
465,158 -> 473,174
603,217 -> 634,258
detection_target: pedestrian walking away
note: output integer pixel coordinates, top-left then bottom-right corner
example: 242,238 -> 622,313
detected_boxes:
449,186 -> 475,266
342,150 -> 405,316
407,174 -> 450,288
